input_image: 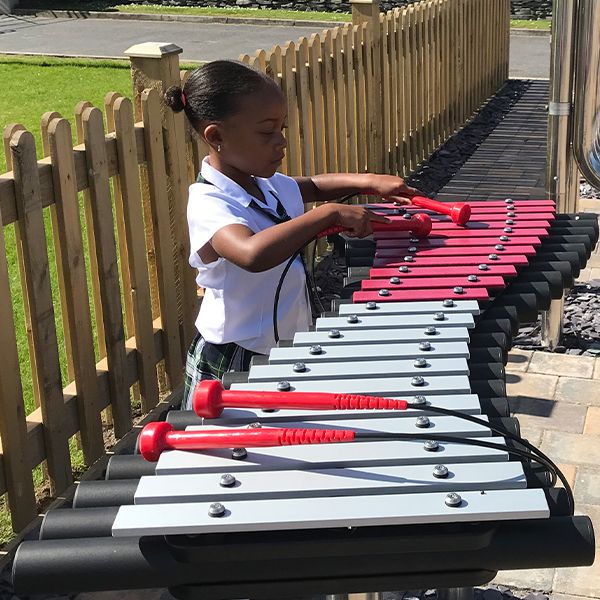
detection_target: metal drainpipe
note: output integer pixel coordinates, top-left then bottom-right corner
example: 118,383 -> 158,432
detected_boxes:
542,0 -> 579,349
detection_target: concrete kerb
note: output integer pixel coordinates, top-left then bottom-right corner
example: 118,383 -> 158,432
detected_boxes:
12,8 -> 552,35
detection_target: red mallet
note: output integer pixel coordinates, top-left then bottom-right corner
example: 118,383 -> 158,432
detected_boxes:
410,196 -> 471,226
192,380 -> 409,419
319,212 -> 432,239
138,421 -> 356,461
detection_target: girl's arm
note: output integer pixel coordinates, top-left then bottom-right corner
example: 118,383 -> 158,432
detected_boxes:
205,202 -> 389,273
294,173 -> 420,204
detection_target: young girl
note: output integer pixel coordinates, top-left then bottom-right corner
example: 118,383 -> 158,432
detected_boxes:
165,60 -> 420,410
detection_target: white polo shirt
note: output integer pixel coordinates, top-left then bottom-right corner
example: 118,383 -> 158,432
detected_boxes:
187,158 -> 311,355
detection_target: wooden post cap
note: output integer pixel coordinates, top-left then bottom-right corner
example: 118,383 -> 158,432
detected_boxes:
124,42 -> 183,58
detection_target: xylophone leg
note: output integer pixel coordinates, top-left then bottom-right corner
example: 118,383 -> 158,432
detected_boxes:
437,588 -> 474,600
541,293 -> 565,349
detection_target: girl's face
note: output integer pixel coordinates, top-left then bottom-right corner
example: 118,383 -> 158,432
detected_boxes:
218,86 -> 288,178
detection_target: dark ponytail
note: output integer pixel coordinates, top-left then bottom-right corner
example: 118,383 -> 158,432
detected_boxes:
164,60 -> 281,133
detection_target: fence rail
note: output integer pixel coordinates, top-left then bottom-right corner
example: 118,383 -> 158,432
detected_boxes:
0,0 -> 509,538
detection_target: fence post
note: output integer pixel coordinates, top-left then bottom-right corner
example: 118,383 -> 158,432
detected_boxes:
124,42 -> 198,367
351,0 -> 383,173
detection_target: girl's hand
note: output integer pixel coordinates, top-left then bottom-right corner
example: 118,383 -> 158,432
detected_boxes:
330,204 -> 391,238
367,174 -> 420,205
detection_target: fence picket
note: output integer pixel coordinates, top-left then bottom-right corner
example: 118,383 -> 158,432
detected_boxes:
81,106 -> 131,439
343,25 -> 358,174
113,97 -> 159,412
297,38 -> 315,176
48,118 -> 105,463
10,129 -> 72,494
281,42 -> 302,177
141,88 -> 184,389
0,205 -> 36,532
322,29 -> 337,173
332,28 -> 348,173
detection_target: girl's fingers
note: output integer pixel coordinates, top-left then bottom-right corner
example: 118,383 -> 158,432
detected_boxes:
368,211 -> 392,223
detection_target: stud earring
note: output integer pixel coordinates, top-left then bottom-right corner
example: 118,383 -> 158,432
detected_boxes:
217,144 -> 221,152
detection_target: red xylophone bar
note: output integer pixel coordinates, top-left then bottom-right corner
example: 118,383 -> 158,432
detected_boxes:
375,244 -> 537,259
375,227 -> 550,239
139,421 -> 357,461
193,380 -> 409,419
360,275 -> 506,292
369,264 -> 519,279
376,236 -> 542,248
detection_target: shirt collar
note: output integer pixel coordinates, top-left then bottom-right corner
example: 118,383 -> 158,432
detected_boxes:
200,157 -> 277,209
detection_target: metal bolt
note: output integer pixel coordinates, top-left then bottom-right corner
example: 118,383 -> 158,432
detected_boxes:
398,266 -> 410,273
390,277 -> 401,285
424,439 -> 439,452
366,301 -> 378,310
500,235 -> 509,242
467,275 -> 478,282
208,502 -> 226,517
433,312 -> 445,321
347,314 -> 359,324
412,395 -> 427,405
248,422 -> 262,429
419,341 -> 432,351
505,219 -> 514,225
478,264 -> 489,271
404,255 -> 414,262
408,246 -> 417,253
393,201 -> 405,208
309,344 -> 323,355
433,464 -> 449,479
293,362 -> 306,372
414,358 -> 428,368
392,209 -> 402,215
443,299 -> 454,307
231,448 -> 248,460
504,227 -> 513,233
219,474 -> 236,488
411,376 -> 426,387
495,244 -> 505,251
379,289 -> 391,296
277,380 -> 291,392
424,326 -> 437,335
445,492 -> 462,507
328,329 -> 341,338
415,415 -> 430,427
507,211 -> 515,217
504,198 -> 514,204
453,286 -> 464,294
410,237 -> 419,243
403,213 -> 413,220
488,253 -> 499,260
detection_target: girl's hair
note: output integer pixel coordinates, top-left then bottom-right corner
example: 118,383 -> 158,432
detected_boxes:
164,60 -> 281,133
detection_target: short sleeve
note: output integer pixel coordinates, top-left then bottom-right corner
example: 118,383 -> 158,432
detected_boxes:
187,183 -> 252,270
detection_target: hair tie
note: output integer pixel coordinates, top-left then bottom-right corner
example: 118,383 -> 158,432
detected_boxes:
181,91 -> 187,108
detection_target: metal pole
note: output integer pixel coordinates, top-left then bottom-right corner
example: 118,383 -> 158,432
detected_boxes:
437,588 -> 475,600
542,0 -> 579,349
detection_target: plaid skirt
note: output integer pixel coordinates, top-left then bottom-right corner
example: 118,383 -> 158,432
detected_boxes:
182,333 -> 261,410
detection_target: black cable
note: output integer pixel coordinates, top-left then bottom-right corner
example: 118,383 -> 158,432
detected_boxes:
355,431 -> 565,502
407,402 -> 574,513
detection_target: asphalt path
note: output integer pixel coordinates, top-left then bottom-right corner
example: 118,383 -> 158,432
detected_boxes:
0,14 -> 550,78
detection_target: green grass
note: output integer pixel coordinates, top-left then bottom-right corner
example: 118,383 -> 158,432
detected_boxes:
19,1 -> 552,29
511,18 -> 551,30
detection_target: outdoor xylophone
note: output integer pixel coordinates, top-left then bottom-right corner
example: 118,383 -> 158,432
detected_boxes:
12,198 -> 598,599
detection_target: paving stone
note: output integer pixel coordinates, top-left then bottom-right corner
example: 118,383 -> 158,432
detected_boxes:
556,463 -> 578,489
591,267 -> 600,280
540,431 -> 600,465
506,348 -> 533,372
551,593 -> 598,600
553,560 -> 600,598
583,406 -> 600,435
527,353 -> 596,379
509,397 -> 586,434
506,373 -> 558,400
594,359 -> 600,380
492,568 -> 555,592
575,268 -> 592,283
573,465 -> 600,505
519,426 -> 544,447
554,378 -> 600,406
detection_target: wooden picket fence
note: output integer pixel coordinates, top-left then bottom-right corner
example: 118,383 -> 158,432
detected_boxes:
0,0 -> 509,539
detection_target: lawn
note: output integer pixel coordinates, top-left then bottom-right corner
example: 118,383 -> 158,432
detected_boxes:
18,1 -> 552,29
